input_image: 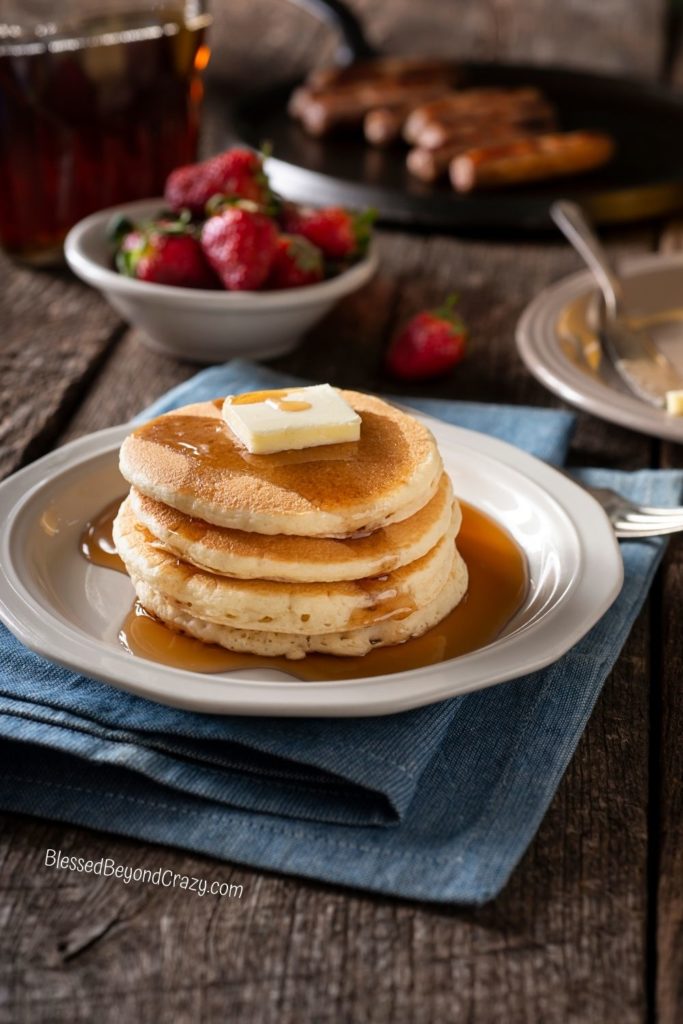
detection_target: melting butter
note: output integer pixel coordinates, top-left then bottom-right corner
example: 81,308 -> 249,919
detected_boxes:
222,383 -> 361,454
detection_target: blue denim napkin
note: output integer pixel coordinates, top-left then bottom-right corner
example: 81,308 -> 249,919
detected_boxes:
0,360 -> 680,904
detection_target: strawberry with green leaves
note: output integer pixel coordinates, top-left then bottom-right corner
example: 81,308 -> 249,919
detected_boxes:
200,202 -> 279,290
385,295 -> 468,380
112,152 -> 377,293
267,234 -> 324,289
165,148 -> 271,216
280,204 -> 375,261
111,215 -> 218,288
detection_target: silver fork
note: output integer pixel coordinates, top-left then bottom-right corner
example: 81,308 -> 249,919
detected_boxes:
582,484 -> 683,538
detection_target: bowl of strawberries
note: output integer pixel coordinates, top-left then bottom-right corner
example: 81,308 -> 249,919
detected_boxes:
64,148 -> 377,364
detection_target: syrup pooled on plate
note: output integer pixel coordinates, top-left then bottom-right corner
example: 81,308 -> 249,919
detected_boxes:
80,497 -> 126,573
556,293 -> 683,378
80,500 -> 528,681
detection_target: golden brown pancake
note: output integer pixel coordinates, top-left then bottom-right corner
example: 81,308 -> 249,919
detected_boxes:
113,496 -> 460,635
128,473 -> 457,582
131,551 -> 469,659
119,392 -> 442,536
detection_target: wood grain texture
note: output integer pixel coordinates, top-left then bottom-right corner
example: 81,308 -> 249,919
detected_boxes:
651,223 -> 683,1024
206,0 -> 664,79
346,0 -> 664,74
655,521 -> 683,1024
0,0 -> 678,1021
0,254 -> 121,478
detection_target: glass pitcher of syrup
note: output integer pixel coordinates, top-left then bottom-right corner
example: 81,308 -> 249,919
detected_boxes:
0,1 -> 211,265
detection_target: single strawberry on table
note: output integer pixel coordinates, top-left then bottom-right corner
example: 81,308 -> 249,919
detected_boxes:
164,148 -> 271,216
385,295 -> 468,380
280,204 -> 374,261
114,218 -> 218,288
200,202 -> 278,290
267,234 -> 324,289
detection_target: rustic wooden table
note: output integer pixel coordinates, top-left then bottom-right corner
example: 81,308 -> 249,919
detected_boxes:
1,1 -> 682,1021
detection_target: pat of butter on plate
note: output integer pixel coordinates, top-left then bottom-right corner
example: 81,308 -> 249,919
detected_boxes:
666,389 -> 683,416
222,384 -> 362,454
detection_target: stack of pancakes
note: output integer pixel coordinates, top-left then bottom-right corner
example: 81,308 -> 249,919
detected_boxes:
113,390 -> 469,659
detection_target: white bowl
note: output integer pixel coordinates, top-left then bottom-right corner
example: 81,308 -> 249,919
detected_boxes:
64,199 -> 377,364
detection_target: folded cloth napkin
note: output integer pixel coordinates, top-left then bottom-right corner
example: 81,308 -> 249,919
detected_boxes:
0,360 -> 680,904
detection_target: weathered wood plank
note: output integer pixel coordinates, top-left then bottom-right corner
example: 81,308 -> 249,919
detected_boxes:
59,332 -> 195,440
363,0 -> 663,74
0,255 -> 121,478
654,508 -> 683,1024
651,223 -> 683,1024
207,0 -> 664,79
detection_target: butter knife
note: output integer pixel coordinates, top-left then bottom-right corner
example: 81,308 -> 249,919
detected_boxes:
550,200 -> 683,408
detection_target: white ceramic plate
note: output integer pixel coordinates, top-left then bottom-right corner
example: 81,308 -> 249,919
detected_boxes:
516,251 -> 683,443
0,415 -> 622,717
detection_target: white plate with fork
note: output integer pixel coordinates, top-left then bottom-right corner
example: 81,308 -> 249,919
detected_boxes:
516,251 -> 683,444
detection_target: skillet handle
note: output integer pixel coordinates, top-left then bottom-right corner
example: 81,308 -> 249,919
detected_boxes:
284,0 -> 376,64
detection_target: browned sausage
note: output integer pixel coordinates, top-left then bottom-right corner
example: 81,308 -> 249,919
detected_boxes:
306,57 -> 459,93
407,128 -> 535,182
364,106 -> 410,146
403,88 -> 546,143
293,79 -> 452,137
288,86 -> 314,119
415,103 -> 556,149
449,131 -> 615,191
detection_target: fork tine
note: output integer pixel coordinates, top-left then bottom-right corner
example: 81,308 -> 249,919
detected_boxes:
577,477 -> 683,535
582,485 -> 683,518
618,510 -> 683,524
633,504 -> 683,517
614,519 -> 683,537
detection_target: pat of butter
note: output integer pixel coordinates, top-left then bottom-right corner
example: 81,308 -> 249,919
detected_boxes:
666,389 -> 683,416
222,384 -> 361,454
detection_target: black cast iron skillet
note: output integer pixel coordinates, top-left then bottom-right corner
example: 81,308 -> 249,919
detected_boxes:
231,0 -> 683,229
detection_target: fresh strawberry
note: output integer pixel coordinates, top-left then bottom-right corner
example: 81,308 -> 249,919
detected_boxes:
200,206 -> 278,290
280,205 -> 374,260
164,148 -> 271,215
385,295 -> 467,380
267,234 -> 324,289
115,220 -> 218,288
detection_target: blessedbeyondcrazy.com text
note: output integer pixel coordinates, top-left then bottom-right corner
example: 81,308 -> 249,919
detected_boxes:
44,848 -> 243,899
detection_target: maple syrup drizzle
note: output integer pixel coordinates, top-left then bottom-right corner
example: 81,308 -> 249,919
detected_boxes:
79,497 -> 127,573
141,412 -> 360,470
229,388 -> 312,412
80,500 -> 528,681
347,573 -> 417,628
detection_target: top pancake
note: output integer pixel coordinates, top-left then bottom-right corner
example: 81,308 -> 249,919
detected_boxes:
119,392 -> 442,536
